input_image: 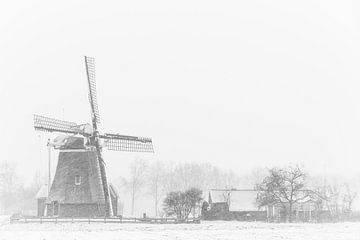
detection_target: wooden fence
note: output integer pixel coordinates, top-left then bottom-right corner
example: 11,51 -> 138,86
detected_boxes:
10,216 -> 201,224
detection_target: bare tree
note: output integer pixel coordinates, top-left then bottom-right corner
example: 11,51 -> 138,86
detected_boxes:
324,181 -> 341,219
256,165 -> 308,222
342,183 -> 357,214
244,167 -> 267,187
162,162 -> 209,192
124,158 -> 148,216
0,161 -> 21,214
147,160 -> 165,216
308,176 -> 358,220
144,160 -> 245,216
221,170 -> 240,189
173,162 -> 204,191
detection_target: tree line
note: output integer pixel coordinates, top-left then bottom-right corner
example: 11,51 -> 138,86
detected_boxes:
118,160 -> 359,222
1,158 -> 359,222
116,158 -> 244,217
0,161 -> 43,214
256,165 -> 358,222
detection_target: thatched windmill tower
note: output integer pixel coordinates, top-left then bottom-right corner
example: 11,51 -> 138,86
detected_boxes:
34,56 -> 154,217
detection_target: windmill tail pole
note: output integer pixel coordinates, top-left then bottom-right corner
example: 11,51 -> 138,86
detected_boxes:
47,139 -> 51,195
95,136 -> 113,217
98,158 -> 113,217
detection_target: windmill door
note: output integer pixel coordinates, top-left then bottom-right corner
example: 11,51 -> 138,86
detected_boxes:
53,201 -> 59,216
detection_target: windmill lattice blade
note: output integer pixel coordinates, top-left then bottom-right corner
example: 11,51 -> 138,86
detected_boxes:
85,56 -> 100,123
34,114 -> 83,134
100,133 -> 154,153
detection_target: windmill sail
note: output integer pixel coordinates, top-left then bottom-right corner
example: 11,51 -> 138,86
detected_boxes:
100,133 -> 154,152
34,114 -> 84,134
84,56 -> 113,217
84,56 -> 100,124
33,56 -> 154,218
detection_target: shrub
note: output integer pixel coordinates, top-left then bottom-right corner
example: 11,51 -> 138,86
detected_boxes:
163,188 -> 202,221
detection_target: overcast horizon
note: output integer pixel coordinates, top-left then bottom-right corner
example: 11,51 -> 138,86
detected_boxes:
1,0 -> 360,191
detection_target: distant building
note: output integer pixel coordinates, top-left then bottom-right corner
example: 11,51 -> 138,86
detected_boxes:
202,189 -> 267,221
266,191 -> 330,222
202,189 -> 330,222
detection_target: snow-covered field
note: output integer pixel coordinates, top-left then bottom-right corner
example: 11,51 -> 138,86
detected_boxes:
0,217 -> 359,240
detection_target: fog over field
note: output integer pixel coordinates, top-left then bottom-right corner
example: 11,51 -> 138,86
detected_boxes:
1,0 -> 360,239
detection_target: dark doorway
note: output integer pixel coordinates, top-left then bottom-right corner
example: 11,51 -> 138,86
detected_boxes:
53,201 -> 59,216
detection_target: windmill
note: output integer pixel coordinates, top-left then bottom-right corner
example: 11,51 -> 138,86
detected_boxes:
34,56 -> 154,217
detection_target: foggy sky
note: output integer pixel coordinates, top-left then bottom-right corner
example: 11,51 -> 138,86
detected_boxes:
1,0 -> 360,187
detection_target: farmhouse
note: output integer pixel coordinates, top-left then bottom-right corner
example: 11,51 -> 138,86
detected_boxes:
202,189 -> 329,222
202,189 -> 267,221
266,191 -> 330,222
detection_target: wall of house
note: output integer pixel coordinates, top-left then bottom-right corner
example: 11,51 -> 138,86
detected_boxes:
267,204 -> 333,222
37,198 -> 46,217
202,202 -> 229,220
202,202 -> 267,221
228,211 -> 267,221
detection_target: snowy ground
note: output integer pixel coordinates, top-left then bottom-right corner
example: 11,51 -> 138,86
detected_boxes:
0,217 -> 359,240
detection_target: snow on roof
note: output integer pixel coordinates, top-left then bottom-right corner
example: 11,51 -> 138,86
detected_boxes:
209,190 -> 261,212
209,190 -> 228,203
209,189 -> 320,212
229,190 -> 259,212
35,185 -> 48,199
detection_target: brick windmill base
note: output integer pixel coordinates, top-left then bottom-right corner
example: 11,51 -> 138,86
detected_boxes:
44,137 -> 118,217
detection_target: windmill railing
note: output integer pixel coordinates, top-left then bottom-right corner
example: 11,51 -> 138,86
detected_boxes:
10,216 -> 201,224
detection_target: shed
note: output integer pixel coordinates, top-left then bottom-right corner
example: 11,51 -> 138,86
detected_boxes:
35,185 -> 48,217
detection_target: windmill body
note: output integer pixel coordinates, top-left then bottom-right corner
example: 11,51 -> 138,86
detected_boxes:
46,136 -> 110,217
34,57 -> 154,217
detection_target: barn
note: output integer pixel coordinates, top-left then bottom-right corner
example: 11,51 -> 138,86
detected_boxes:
202,189 -> 267,221
35,185 -> 48,217
201,189 -> 330,222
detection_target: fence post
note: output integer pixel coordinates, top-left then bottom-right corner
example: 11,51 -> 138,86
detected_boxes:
55,217 -> 58,224
40,217 -> 42,224
72,217 -> 74,223
88,218 -> 90,224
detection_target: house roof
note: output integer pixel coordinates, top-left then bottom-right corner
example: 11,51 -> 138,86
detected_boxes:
229,190 -> 259,211
208,189 -> 322,212
209,189 -> 260,212
35,185 -> 48,199
209,190 -> 228,203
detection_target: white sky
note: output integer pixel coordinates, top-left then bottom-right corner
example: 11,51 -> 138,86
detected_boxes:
1,0 -> 360,185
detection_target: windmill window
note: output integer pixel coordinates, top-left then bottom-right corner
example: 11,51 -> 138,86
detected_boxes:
75,175 -> 82,185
